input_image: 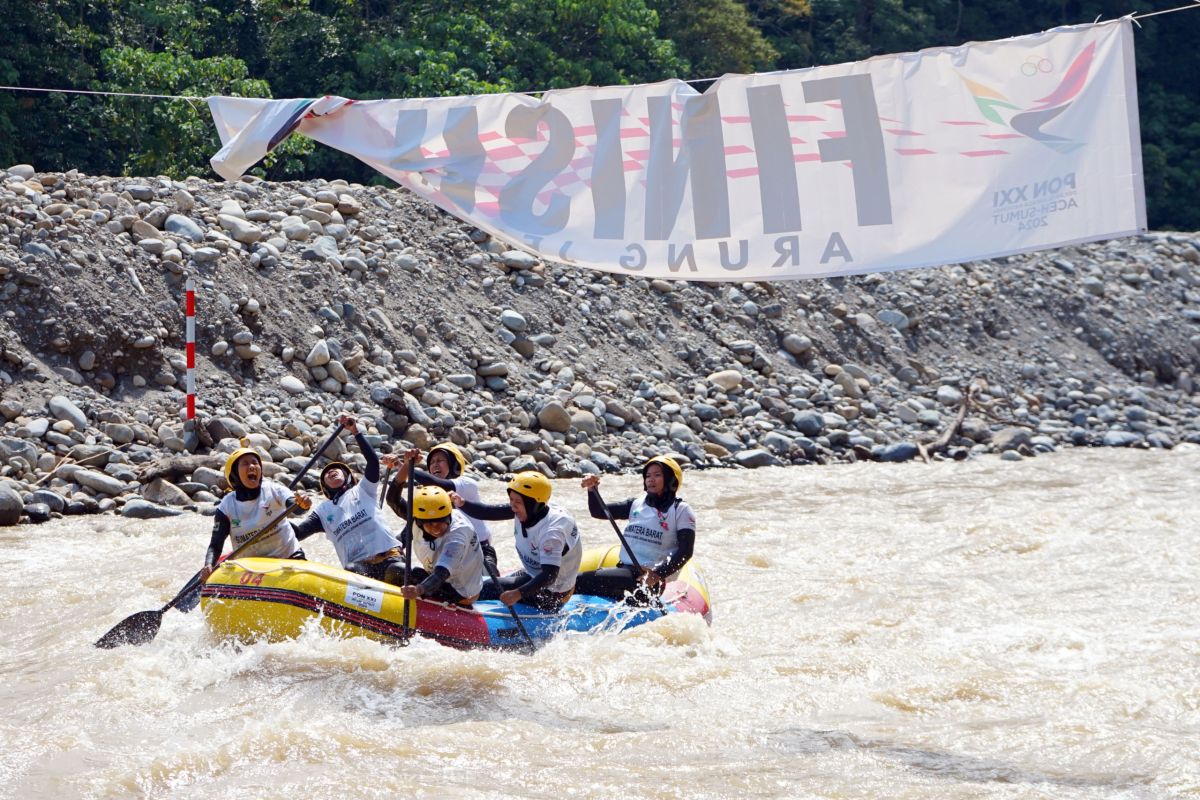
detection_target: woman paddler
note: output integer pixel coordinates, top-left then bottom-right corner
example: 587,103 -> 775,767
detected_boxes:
291,415 -> 406,583
399,486 -> 485,606
199,440 -> 311,581
573,455 -> 696,603
453,471 -> 582,612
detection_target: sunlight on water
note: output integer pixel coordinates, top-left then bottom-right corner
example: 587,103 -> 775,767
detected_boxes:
1,448 -> 1197,799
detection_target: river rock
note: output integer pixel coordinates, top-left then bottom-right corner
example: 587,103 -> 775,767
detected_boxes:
31,489 -> 66,513
707,370 -> 742,392
165,213 -> 205,242
992,427 -> 1033,451
781,334 -> 812,356
1102,431 -> 1143,447
500,309 -> 527,332
120,499 -> 185,519
0,486 -> 22,526
734,449 -> 783,468
537,401 -> 571,433
280,375 -> 306,395
48,395 -> 88,430
306,340 -> 331,367
142,478 -> 191,506
23,502 -> 52,523
0,438 -> 38,471
875,442 -> 919,462
72,469 -> 128,496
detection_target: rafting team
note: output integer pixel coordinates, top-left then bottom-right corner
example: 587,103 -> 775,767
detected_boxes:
198,414 -> 697,612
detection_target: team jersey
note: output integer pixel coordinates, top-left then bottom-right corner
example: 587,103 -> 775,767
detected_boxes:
413,510 -> 484,599
217,481 -> 301,558
513,504 -> 582,594
311,478 -> 400,567
620,495 -> 697,579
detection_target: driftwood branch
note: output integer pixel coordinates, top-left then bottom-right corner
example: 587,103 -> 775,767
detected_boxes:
136,453 -> 224,484
917,378 -> 986,463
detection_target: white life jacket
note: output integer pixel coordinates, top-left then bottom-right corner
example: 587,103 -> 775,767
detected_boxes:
312,478 -> 400,567
512,504 -> 582,594
620,495 -> 696,578
414,510 -> 483,599
217,481 -> 301,558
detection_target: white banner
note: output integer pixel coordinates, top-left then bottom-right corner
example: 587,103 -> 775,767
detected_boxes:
209,19 -> 1145,282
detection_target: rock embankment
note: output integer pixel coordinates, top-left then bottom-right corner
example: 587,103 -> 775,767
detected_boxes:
1,164 -> 1198,525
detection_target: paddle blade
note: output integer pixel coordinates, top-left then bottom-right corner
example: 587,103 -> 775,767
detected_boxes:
94,609 -> 164,649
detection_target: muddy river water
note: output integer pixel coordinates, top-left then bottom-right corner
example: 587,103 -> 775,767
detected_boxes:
1,448 -> 1196,799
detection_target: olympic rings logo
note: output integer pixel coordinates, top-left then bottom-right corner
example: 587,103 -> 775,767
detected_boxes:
1021,56 -> 1053,76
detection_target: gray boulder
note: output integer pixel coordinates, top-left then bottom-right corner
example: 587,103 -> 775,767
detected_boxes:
48,395 -> 88,430
120,500 -> 185,519
0,486 -> 23,526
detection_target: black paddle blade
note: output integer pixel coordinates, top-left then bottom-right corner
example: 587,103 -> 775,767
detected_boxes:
94,609 -> 164,649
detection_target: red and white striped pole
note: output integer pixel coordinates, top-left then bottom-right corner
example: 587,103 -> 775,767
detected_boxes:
185,277 -> 196,421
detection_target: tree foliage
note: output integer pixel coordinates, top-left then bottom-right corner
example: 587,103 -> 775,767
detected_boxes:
1,0 -> 1197,228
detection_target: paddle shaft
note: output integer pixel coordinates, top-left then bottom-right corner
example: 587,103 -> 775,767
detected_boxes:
589,487 -> 645,571
590,487 -> 668,616
479,537 -> 536,653
400,463 -> 415,640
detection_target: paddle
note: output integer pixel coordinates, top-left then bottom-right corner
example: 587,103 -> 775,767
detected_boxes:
589,486 -> 668,616
478,536 -> 536,654
400,459 -> 415,642
94,498 -> 300,648
94,423 -> 345,648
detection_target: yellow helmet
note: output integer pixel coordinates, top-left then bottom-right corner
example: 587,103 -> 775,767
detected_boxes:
428,442 -> 467,477
223,439 -> 261,485
643,455 -> 683,489
413,486 -> 452,520
506,471 -> 552,504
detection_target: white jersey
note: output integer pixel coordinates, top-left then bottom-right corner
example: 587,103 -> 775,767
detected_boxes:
446,475 -> 492,545
311,478 -> 400,567
413,510 -> 484,599
620,495 -> 697,578
513,504 -> 582,594
217,481 -> 301,558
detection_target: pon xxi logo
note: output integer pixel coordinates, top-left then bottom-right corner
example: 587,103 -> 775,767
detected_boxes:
958,42 -> 1097,154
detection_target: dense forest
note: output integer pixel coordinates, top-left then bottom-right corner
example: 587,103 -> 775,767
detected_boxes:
2,0 -> 1197,229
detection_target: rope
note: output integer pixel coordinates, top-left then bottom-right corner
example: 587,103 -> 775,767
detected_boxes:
1130,1 -> 1200,20
0,85 -> 204,101
0,3 -> 1196,104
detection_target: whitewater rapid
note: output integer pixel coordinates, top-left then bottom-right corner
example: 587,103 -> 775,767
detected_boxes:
1,447 -> 1196,799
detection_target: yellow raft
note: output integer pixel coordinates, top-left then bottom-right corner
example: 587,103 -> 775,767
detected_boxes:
201,546 -> 712,651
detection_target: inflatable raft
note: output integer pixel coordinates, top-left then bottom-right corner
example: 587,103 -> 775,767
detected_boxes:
200,546 -> 712,651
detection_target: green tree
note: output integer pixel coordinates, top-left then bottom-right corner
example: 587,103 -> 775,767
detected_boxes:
650,0 -> 779,77
98,46 -> 312,179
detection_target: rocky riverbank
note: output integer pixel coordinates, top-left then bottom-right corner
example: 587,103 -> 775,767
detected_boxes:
1,164 -> 1199,526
